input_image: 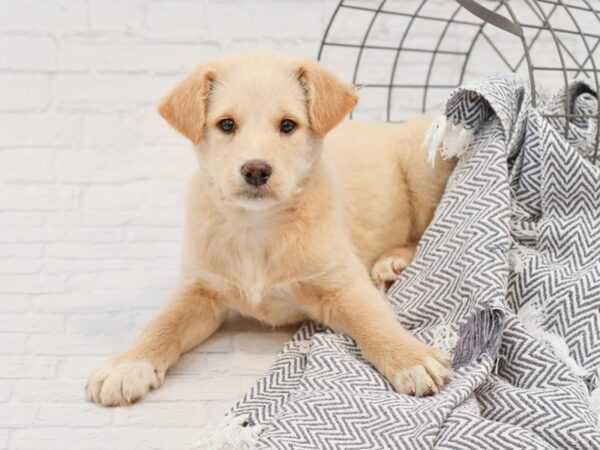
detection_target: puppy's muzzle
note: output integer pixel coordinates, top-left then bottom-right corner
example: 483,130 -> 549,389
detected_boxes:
241,160 -> 272,187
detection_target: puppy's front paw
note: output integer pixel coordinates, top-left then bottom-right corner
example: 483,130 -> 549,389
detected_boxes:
86,357 -> 163,406
376,343 -> 451,397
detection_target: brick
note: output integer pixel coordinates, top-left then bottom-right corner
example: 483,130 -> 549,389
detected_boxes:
0,1 -> 88,32
0,227 -> 65,243
12,379 -> 87,403
0,74 -> 50,110
0,313 -> 64,333
0,258 -> 42,274
2,356 -> 57,379
0,244 -> 43,259
0,35 -> 57,70
60,39 -> 219,73
82,113 -> 138,149
10,427 -> 200,450
89,0 -> 145,32
0,212 -> 45,227
0,333 -> 28,353
0,185 -> 79,211
0,113 -> 80,147
45,242 -> 180,260
0,275 -> 67,294
0,295 -> 30,312
52,74 -> 173,110
37,403 -> 111,427
0,380 -> 12,401
0,149 -> 56,182
83,185 -> 145,211
0,403 -> 38,426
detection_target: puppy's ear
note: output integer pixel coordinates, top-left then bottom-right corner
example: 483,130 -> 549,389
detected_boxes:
158,65 -> 216,145
297,60 -> 358,137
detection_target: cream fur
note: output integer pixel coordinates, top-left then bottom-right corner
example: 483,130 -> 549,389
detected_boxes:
86,50 -> 455,406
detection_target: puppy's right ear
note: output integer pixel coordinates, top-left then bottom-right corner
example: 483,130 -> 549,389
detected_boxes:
158,65 -> 216,145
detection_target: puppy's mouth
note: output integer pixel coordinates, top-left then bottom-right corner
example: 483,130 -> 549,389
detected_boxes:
233,185 -> 280,210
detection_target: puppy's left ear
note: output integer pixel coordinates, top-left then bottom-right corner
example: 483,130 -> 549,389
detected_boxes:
297,60 -> 358,137
158,64 -> 216,145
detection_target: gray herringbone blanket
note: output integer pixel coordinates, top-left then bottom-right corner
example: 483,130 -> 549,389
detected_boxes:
194,74 -> 600,449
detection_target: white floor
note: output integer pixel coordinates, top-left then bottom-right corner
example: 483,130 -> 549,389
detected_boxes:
1,311 -> 295,450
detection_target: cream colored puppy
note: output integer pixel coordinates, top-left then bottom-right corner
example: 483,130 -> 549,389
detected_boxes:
87,50 -> 455,406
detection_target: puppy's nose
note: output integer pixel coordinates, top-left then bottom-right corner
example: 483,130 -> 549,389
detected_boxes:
240,160 -> 272,187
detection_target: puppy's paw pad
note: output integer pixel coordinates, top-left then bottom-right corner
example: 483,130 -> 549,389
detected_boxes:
371,256 -> 410,291
86,359 -> 162,406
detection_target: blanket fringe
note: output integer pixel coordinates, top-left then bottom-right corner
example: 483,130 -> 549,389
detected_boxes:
591,388 -> 600,428
425,115 -> 475,167
518,303 -> 589,378
453,305 -> 504,368
189,414 -> 262,450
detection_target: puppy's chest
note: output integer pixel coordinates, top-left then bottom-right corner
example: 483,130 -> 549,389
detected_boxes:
203,229 -> 306,325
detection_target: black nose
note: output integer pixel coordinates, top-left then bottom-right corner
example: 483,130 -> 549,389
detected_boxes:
240,160 -> 272,187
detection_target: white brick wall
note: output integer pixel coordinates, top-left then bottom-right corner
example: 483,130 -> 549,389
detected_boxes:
0,0 -> 581,448
0,1 -> 335,448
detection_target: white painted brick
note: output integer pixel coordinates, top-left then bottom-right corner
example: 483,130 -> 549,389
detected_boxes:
89,0 -> 145,32
0,212 -> 45,227
0,35 -> 57,71
45,242 -> 179,260
0,404 -> 38,426
52,74 -> 173,110
0,275 -> 67,294
0,313 -> 65,333
139,111 -> 188,145
28,333 -> 117,356
145,1 -> 209,36
0,295 -> 30,312
0,227 -> 66,243
82,113 -> 139,149
111,400 -> 224,426
0,1 -> 88,33
0,381 -> 11,401
54,150 -> 143,183
10,427 -> 201,450
57,355 -> 105,379
0,430 -> 8,450
83,185 -> 144,211
60,39 -> 220,73
0,259 -> 43,274
0,74 -> 50,110
151,373 -> 262,402
0,244 -> 44,259
0,185 -> 79,211
2,356 -> 57,379
0,333 -> 28,353
12,379 -> 87,403
37,403 -> 111,427
0,149 -> 56,182
0,113 -> 81,147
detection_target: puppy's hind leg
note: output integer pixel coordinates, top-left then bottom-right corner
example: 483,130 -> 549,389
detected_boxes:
370,245 -> 417,292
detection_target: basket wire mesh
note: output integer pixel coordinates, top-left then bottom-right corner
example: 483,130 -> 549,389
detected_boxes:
318,0 -> 600,161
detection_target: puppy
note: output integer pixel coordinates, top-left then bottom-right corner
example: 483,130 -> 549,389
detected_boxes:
87,50 -> 455,406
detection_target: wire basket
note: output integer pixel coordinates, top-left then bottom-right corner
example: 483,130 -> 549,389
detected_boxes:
318,0 -> 600,161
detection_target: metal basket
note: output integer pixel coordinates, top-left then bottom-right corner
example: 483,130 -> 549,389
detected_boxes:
318,0 -> 600,161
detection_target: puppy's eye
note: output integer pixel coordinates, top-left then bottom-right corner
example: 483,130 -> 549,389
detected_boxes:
280,119 -> 296,134
218,118 -> 236,134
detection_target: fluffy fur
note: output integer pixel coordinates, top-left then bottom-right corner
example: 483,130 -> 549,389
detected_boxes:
87,50 -> 455,406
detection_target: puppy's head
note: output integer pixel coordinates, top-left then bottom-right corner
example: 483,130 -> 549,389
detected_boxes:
158,50 -> 357,210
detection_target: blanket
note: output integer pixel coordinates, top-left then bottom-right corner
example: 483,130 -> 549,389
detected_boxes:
193,73 -> 600,449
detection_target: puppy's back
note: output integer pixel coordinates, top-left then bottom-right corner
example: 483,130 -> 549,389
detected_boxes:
323,117 -> 455,266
